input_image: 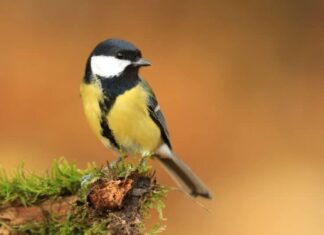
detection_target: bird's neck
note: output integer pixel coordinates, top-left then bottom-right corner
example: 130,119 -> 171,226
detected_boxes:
83,56 -> 141,99
98,68 -> 141,99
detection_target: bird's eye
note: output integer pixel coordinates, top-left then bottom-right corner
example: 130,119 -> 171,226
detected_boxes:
116,52 -> 123,59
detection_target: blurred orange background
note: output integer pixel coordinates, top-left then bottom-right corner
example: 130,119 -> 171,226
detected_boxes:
0,1 -> 323,234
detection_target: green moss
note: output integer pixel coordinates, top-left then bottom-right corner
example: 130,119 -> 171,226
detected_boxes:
0,158 -> 96,206
0,158 -> 167,235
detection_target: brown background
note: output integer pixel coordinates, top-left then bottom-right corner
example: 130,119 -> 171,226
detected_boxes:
0,1 -> 323,234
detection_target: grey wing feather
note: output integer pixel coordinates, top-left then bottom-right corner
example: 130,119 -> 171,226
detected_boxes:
140,79 -> 172,149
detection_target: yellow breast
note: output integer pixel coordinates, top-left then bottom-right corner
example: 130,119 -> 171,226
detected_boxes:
80,82 -> 110,147
107,85 -> 161,155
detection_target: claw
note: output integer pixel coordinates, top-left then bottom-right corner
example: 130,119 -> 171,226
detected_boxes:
109,155 -> 125,166
82,156 -> 128,186
80,173 -> 93,186
139,155 -> 150,168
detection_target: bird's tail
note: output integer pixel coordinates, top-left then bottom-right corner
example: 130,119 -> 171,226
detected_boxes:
156,145 -> 212,199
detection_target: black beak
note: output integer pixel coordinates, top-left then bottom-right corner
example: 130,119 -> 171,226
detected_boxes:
132,58 -> 151,67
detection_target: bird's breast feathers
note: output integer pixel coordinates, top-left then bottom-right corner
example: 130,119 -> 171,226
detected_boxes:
80,81 -> 102,138
80,81 -> 161,155
107,84 -> 161,155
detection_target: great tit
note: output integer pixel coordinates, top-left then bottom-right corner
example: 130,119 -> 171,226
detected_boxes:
80,39 -> 211,199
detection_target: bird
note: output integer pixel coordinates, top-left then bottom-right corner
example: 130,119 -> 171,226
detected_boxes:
80,38 -> 211,199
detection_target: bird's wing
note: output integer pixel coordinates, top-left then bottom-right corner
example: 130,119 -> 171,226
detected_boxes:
140,79 -> 172,149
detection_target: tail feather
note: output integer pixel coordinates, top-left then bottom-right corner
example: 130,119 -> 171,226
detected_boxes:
156,145 -> 212,199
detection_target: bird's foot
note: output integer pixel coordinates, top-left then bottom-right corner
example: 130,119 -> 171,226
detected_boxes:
138,155 -> 151,170
80,173 -> 95,187
109,155 -> 126,166
81,155 -> 127,187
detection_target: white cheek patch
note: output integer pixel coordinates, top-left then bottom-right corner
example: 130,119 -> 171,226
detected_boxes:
90,55 -> 131,78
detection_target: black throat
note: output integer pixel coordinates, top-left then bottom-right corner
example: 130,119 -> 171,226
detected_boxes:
84,64 -> 141,151
84,58 -> 140,100
99,67 -> 140,100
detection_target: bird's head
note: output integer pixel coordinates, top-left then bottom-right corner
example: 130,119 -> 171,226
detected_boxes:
87,39 -> 151,79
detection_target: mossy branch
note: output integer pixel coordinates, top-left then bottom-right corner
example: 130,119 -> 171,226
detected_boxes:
0,158 -> 167,235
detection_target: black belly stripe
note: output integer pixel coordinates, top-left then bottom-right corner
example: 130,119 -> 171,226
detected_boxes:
87,67 -> 141,150
99,99 -> 120,149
